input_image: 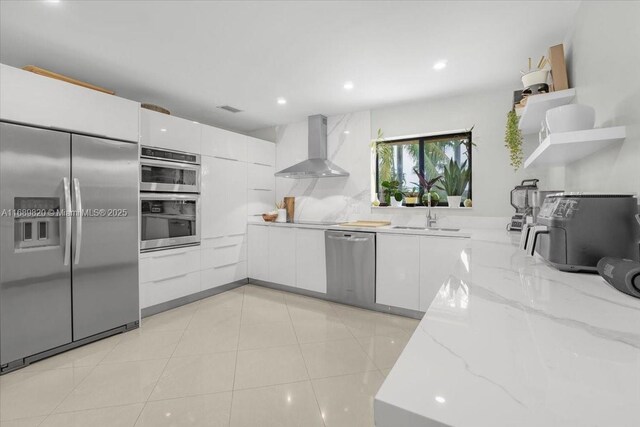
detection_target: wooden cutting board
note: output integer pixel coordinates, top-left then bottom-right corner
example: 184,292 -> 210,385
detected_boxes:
338,220 -> 391,228
22,65 -> 115,95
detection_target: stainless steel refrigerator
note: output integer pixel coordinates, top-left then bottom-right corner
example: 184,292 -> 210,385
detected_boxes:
0,122 -> 139,373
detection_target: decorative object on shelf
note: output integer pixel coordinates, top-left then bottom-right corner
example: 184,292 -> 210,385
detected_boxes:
275,200 -> 286,223
262,212 -> 278,222
538,120 -> 550,145
381,180 -> 403,206
436,159 -> 471,208
464,199 -> 473,208
548,44 -> 569,91
517,88 -> 576,134
284,197 -> 295,223
413,168 -> 442,207
141,103 -> 171,115
505,109 -> 524,169
404,187 -> 420,206
422,191 -> 440,207
545,104 -> 595,134
22,65 -> 115,95
371,194 -> 381,207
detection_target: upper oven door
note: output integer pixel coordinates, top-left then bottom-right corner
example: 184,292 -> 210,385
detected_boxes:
140,158 -> 200,193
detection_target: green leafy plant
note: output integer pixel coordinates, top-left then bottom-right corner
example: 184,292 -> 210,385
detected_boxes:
505,110 -> 523,170
436,159 -> 471,197
405,186 -> 420,198
380,180 -> 403,204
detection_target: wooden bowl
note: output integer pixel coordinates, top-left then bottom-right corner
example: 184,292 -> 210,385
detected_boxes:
262,213 -> 278,222
141,103 -> 171,115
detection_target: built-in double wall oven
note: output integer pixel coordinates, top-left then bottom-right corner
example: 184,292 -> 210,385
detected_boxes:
140,146 -> 201,252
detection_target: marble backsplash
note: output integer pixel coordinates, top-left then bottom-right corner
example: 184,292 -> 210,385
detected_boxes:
274,110 -> 373,223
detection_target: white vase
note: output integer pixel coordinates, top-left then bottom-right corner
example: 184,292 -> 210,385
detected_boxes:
545,104 -> 595,134
276,208 -> 286,222
447,196 -> 462,208
391,197 -> 403,207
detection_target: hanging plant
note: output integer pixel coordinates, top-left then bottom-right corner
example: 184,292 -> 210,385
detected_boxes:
505,110 -> 523,170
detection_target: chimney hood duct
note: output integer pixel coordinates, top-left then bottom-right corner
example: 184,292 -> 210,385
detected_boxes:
275,115 -> 349,179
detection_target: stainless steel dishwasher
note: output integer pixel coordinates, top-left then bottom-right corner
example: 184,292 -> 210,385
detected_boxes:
325,230 -> 376,308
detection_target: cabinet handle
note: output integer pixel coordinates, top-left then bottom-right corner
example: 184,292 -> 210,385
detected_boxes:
153,272 -> 189,283
213,156 -> 239,162
215,262 -> 241,269
152,251 -> 187,259
215,244 -> 238,249
252,162 -> 272,167
251,188 -> 273,192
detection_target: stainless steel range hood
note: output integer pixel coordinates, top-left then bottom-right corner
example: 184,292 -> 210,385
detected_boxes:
275,115 -> 349,178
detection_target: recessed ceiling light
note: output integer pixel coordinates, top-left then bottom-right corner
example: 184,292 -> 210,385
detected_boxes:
344,130 -> 350,134
160,128 -> 167,132
45,0 -> 61,3
277,97 -> 287,105
435,396 -> 446,404
343,81 -> 354,90
433,60 -> 448,70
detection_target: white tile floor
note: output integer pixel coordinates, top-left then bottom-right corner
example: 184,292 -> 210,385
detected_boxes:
0,284 -> 421,427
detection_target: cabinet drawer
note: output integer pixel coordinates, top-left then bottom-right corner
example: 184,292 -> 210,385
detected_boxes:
201,262 -> 247,291
248,163 -> 275,190
201,235 -> 246,269
141,270 -> 200,308
140,246 -> 201,283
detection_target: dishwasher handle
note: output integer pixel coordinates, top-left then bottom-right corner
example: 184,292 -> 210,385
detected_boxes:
327,235 -> 371,243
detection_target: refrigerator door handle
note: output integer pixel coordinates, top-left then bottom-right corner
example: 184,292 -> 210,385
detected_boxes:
63,177 -> 72,266
73,178 -> 83,265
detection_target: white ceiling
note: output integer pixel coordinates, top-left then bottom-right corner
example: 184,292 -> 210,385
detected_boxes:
0,1 -> 579,132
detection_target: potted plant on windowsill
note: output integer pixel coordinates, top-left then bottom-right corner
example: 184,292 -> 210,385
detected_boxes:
381,180 -> 403,207
404,187 -> 420,206
436,159 -> 470,208
413,168 -> 442,207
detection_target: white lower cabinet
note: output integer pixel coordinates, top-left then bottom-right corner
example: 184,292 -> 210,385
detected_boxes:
248,224 -> 269,281
419,236 -> 469,312
139,246 -> 202,309
376,234 -> 420,311
295,228 -> 327,293
201,262 -> 246,291
268,227 -> 296,287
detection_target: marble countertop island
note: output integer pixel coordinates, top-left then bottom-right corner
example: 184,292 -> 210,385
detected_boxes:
374,232 -> 640,427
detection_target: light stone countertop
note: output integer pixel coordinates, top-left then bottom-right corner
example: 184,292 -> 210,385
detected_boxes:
250,218 -> 640,426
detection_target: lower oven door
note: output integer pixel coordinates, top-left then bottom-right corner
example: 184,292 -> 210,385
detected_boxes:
140,193 -> 200,251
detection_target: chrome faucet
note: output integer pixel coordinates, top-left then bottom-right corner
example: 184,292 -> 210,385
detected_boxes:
426,208 -> 437,228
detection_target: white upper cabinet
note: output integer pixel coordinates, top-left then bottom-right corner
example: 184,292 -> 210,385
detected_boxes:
201,156 -> 247,238
140,108 -> 201,153
419,236 -> 469,312
295,228 -> 327,294
247,136 -> 276,166
201,125 -> 247,161
0,64 -> 139,142
268,227 -> 296,287
247,163 -> 275,191
376,234 -> 420,311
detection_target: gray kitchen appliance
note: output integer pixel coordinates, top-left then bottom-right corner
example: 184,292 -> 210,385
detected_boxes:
0,122 -> 139,374
274,115 -> 349,178
597,257 -> 640,299
140,193 -> 200,251
325,230 -> 375,308
528,193 -> 640,272
140,146 -> 200,193
507,179 -> 539,231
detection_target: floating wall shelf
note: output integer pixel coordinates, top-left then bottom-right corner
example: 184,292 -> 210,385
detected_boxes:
524,126 -> 626,169
518,89 -> 576,134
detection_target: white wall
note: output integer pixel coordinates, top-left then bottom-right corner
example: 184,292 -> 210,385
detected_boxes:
371,86 -> 555,217
562,1 -> 640,196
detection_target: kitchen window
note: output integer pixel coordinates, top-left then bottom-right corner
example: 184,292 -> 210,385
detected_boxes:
375,131 -> 472,207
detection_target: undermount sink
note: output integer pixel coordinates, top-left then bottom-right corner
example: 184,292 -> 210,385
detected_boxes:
392,226 -> 460,232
